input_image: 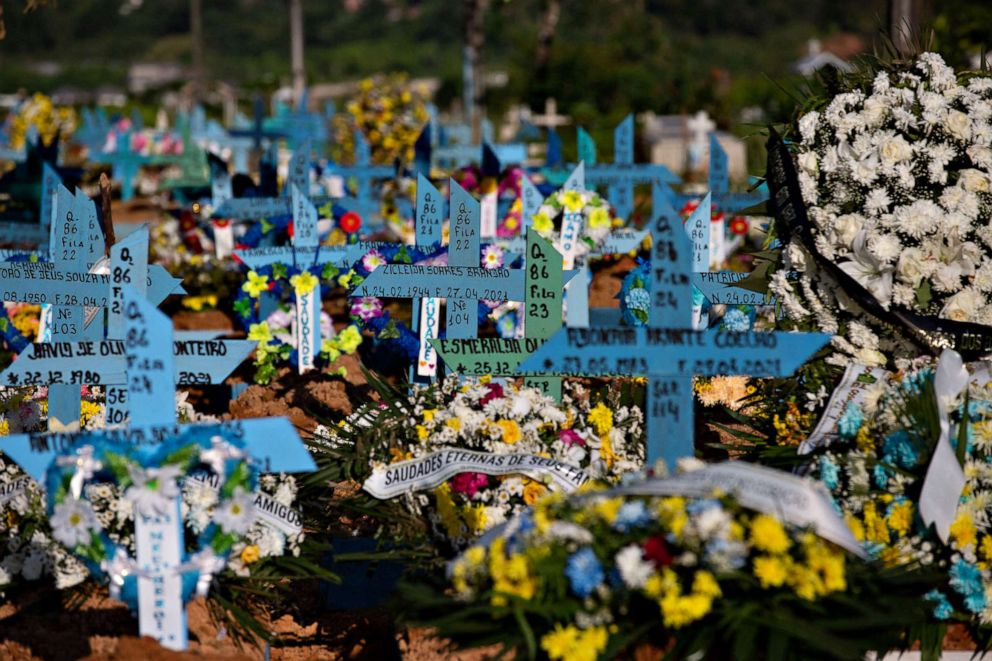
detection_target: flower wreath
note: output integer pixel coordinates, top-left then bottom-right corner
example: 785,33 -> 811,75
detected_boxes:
46,427 -> 257,609
530,187 -> 622,261
234,255 -> 363,384
233,200 -> 362,251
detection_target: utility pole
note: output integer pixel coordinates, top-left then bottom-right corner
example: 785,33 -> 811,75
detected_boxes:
463,0 -> 489,144
289,0 -> 306,107
190,0 -> 205,103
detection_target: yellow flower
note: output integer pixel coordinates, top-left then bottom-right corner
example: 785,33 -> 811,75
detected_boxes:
496,419 -> 522,445
692,570 -> 721,598
415,425 -> 428,441
981,535 -> 992,563
434,483 -> 464,538
594,497 -> 624,524
182,295 -> 217,312
561,190 -> 585,213
337,269 -> 356,288
655,497 -> 689,538
753,555 -> 789,588
541,624 -> 579,661
845,512 -> 865,542
0,419 -> 9,436
289,271 -> 319,295
862,501 -> 890,545
950,510 -> 978,550
749,514 -> 791,554
240,545 -> 260,564
887,501 -> 913,537
336,325 -> 362,353
598,429 -> 617,469
463,504 -> 487,534
531,211 -> 554,233
80,401 -> 103,428
855,426 -> 875,452
422,409 -> 437,422
489,538 -> 536,605
247,322 -> 273,344
446,418 -> 462,432
242,271 -> 270,298
588,207 -> 611,229
522,480 -> 548,505
588,403 -> 613,435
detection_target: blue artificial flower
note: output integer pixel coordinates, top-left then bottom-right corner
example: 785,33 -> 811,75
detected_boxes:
924,590 -> 954,620
721,307 -> 751,332
819,456 -> 840,490
882,431 -> 918,469
565,547 -> 605,598
617,260 -> 652,327
613,500 -> 652,532
685,498 -> 721,515
872,463 -> 889,488
949,558 -> 985,613
704,538 -> 746,570
837,402 -> 864,439
625,288 -> 650,312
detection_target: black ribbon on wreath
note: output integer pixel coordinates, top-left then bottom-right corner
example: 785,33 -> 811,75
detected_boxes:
765,127 -> 992,361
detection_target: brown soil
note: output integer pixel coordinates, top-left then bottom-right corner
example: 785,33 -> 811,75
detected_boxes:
173,311 -> 237,334
225,354 -> 368,433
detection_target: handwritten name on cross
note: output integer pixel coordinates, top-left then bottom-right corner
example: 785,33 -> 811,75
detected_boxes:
517,197 -> 832,467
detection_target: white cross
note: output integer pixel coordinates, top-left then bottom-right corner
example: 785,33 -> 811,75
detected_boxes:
531,98 -> 571,129
687,111 -> 715,150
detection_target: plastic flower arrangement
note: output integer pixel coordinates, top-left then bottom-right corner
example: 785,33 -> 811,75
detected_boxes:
332,73 -> 430,166
769,52 -> 992,367
402,463 -> 936,660
4,92 -> 76,149
530,188 -> 620,263
316,377 -> 644,551
234,258 -> 363,384
806,351 -> 992,645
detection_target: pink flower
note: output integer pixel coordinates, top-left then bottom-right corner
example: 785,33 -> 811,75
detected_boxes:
449,472 -> 489,498
559,429 -> 585,446
480,382 -> 504,405
361,250 -> 386,272
350,296 -> 383,321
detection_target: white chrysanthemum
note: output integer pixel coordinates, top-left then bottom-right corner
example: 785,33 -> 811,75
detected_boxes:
615,544 -> 653,589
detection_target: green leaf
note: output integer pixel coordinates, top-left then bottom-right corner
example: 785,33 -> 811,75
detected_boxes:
916,280 -> 932,309
272,263 -> 288,280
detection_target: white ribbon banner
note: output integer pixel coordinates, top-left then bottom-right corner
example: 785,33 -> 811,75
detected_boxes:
136,496 -> 188,651
363,448 -> 589,499
800,364 -> 888,454
608,462 -> 867,558
187,473 -> 302,536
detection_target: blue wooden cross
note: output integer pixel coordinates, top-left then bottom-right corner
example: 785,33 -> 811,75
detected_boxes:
517,196 -> 832,468
408,174 -> 445,381
329,130 -> 394,225
583,115 -> 681,221
266,89 -> 329,151
0,287 -> 314,650
228,96 -> 286,154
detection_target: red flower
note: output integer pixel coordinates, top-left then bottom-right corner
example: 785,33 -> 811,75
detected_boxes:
449,472 -> 489,498
729,216 -> 749,235
287,220 -> 294,239
643,536 -> 674,567
340,211 -> 362,234
480,382 -> 504,405
559,429 -> 585,446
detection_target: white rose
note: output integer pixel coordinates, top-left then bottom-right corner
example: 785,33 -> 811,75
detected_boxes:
959,168 -> 990,193
798,151 -> 818,175
879,135 -> 912,166
946,109 -> 973,141
896,248 -> 926,286
967,145 -> 992,168
941,288 -> 984,322
834,214 -> 864,247
862,98 -> 887,127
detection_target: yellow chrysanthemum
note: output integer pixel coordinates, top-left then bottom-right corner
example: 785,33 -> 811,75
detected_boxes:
588,403 -> 613,435
950,510 -> 978,550
496,419 -> 522,445
749,514 -> 791,554
753,555 -> 789,588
